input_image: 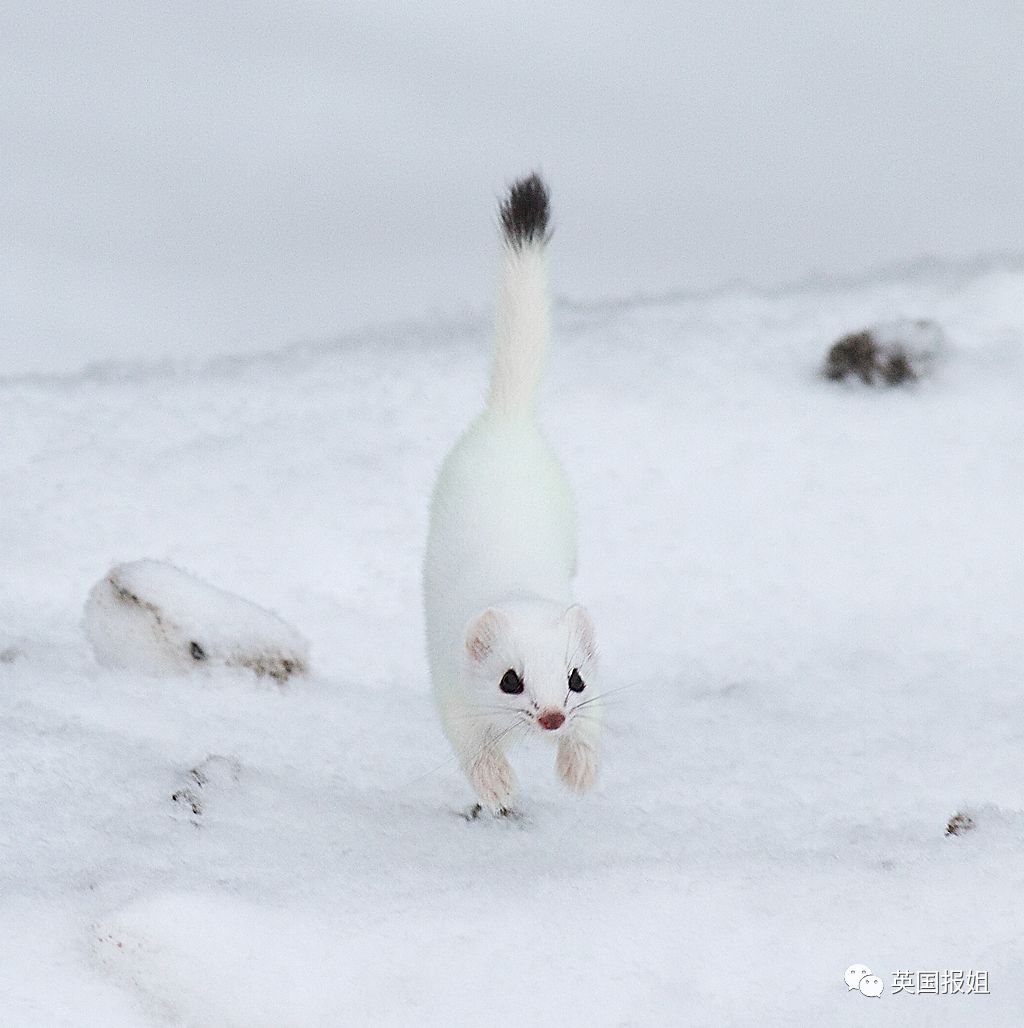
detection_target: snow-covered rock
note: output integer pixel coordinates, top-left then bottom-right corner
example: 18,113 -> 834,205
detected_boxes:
83,560 -> 308,682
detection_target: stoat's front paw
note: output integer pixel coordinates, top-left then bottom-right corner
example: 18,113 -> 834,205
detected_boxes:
557,736 -> 599,793
467,749 -> 516,812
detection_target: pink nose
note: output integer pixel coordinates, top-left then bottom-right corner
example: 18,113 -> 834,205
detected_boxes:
537,710 -> 565,731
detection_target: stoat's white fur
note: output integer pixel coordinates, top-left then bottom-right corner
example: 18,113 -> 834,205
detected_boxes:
424,175 -> 600,811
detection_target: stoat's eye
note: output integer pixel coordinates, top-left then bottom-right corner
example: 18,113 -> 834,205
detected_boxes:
568,668 -> 585,693
499,669 -> 524,694
189,641 -> 207,661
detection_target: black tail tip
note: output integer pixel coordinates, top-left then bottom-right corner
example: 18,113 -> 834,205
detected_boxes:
500,173 -> 550,248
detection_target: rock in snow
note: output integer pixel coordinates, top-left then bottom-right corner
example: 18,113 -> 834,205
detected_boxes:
83,560 -> 308,682
823,318 -> 947,385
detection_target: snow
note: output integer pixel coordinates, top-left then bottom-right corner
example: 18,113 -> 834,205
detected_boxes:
865,317 -> 947,364
84,559 -> 308,680
2,257 -> 1023,1025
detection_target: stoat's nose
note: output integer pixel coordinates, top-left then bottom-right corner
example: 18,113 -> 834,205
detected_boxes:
537,710 -> 565,731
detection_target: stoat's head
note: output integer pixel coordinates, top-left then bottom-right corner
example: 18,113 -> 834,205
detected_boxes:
463,602 -> 598,735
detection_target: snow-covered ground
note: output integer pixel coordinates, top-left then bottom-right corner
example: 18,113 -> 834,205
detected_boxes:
2,257 -> 1023,1025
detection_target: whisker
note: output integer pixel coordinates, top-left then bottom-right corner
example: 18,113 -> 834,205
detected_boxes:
571,699 -> 633,716
444,711 -> 520,723
398,747 -> 465,789
572,682 -> 648,711
504,722 -> 532,756
444,707 -> 534,726
587,681 -> 648,701
569,710 -> 601,721
397,712 -> 526,790
464,721 -> 521,768
569,710 -> 617,731
396,697 -> 544,792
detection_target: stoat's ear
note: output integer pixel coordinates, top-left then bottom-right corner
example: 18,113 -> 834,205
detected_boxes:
562,604 -> 597,663
465,608 -> 510,664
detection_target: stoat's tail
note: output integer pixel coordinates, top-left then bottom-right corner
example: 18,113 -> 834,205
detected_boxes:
487,174 -> 551,416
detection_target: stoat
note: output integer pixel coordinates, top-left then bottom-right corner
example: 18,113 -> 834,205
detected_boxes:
423,174 -> 600,813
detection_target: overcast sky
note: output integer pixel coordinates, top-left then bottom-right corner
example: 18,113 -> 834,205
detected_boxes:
3,1 -> 1024,373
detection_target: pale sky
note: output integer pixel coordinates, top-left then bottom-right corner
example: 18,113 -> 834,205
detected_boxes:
3,1 -> 1023,373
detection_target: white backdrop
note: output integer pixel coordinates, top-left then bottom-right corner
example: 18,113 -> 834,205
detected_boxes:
3,1 -> 1023,373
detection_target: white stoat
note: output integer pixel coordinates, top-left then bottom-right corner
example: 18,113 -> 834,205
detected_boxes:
424,174 -> 600,812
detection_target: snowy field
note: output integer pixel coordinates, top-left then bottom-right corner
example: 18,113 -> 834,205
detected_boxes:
2,256 -> 1022,1025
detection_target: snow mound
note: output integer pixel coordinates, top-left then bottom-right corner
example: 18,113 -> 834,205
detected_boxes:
868,317 -> 947,361
83,560 -> 308,682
